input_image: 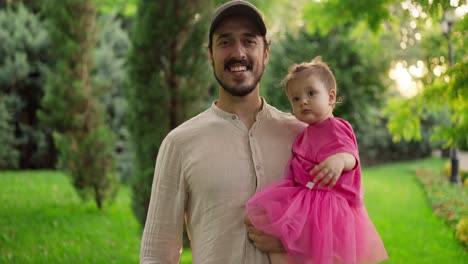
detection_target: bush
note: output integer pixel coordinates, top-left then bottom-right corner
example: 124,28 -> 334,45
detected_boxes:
416,168 -> 468,247
455,216 -> 468,249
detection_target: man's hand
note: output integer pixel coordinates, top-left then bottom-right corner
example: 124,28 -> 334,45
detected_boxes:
244,217 -> 285,253
309,152 -> 355,189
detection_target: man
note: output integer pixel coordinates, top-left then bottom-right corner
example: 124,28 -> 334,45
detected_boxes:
140,1 -> 344,263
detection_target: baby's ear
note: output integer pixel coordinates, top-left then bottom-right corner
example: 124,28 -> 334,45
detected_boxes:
329,89 -> 337,105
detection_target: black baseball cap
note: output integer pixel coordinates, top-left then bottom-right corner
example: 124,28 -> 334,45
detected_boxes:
208,0 -> 267,48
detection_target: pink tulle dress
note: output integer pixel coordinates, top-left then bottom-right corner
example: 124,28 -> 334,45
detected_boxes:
246,117 -> 388,264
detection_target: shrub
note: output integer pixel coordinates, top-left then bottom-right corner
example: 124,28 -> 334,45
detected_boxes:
416,168 -> 468,247
455,216 -> 468,249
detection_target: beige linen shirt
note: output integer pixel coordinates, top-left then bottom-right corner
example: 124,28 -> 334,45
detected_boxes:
140,100 -> 306,264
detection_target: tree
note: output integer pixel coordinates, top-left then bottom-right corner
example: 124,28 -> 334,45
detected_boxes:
0,95 -> 19,169
39,0 -> 118,209
381,2 -> 468,183
126,0 -> 212,225
0,4 -> 55,169
93,13 -> 133,182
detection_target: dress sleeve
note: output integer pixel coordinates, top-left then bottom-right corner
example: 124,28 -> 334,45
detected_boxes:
316,120 -> 360,166
140,134 -> 186,264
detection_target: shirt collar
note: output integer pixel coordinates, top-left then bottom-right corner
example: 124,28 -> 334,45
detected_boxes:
211,97 -> 269,121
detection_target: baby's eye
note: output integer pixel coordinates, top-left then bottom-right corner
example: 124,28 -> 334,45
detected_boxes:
308,91 -> 315,96
292,96 -> 300,102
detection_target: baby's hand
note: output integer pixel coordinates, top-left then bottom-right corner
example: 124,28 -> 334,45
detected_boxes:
309,153 -> 352,189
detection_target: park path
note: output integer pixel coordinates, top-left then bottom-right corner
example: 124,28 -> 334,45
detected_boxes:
433,149 -> 468,170
458,150 -> 468,170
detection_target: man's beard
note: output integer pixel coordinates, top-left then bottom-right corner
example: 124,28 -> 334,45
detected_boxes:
213,59 -> 265,97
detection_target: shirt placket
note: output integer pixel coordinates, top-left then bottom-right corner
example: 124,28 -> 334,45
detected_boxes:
248,124 -> 264,190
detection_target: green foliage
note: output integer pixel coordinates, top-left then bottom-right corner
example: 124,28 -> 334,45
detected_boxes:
456,216 -> 468,248
365,0 -> 468,151
384,96 -> 423,142
0,96 -> 19,169
54,126 -> 118,208
385,60 -> 468,149
303,0 -> 394,34
302,0 -> 456,35
0,4 -> 55,169
127,0 -> 212,225
98,0 -> 138,17
39,0 -> 118,209
93,13 -> 133,182
416,167 -> 468,248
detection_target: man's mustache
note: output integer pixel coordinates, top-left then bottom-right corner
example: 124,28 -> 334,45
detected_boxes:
224,59 -> 252,70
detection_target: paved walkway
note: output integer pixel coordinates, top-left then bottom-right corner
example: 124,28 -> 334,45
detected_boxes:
433,149 -> 468,170
458,150 -> 468,170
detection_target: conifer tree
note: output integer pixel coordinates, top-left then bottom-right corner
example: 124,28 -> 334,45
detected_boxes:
0,4 -> 53,169
0,95 -> 19,169
39,0 -> 118,209
127,0 -> 212,225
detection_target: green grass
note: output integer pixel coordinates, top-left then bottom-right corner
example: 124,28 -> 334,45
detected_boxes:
363,158 -> 467,263
1,158 -> 467,263
0,170 -> 141,264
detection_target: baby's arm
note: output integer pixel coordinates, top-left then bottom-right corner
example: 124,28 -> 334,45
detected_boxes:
309,152 -> 356,189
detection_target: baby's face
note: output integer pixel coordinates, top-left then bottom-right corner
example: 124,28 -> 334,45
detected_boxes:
286,72 -> 335,125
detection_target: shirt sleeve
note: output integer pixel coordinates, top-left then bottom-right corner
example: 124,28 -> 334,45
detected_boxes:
140,134 -> 186,264
316,120 -> 359,166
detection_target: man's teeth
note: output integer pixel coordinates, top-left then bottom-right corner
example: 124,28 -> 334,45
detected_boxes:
230,66 -> 247,72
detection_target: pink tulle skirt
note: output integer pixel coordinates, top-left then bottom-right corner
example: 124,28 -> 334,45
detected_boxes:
246,179 -> 388,264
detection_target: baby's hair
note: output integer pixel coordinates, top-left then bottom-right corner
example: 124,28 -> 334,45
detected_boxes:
282,56 -> 342,106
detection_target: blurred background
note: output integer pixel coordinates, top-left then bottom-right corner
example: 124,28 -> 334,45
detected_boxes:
0,0 -> 467,263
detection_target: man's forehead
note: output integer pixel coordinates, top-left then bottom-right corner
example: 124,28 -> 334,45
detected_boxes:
213,16 -> 262,37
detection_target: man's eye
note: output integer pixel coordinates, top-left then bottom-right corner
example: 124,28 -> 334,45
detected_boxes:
246,39 -> 257,45
218,40 -> 230,46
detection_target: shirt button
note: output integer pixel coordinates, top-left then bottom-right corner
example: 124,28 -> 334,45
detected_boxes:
256,165 -> 261,170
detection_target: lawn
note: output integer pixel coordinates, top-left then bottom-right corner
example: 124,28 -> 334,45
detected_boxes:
362,158 -> 467,263
1,158 -> 466,263
0,170 -> 141,264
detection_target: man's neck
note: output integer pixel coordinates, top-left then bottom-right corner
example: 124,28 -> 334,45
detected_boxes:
216,89 -> 263,129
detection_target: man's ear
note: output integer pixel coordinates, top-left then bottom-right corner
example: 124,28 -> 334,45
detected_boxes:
208,48 -> 214,66
263,46 -> 270,65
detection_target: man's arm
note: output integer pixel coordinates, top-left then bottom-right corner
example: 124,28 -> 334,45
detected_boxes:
244,217 -> 285,253
140,136 -> 186,264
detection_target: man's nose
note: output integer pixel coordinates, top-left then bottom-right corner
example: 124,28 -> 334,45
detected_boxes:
230,42 -> 247,60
